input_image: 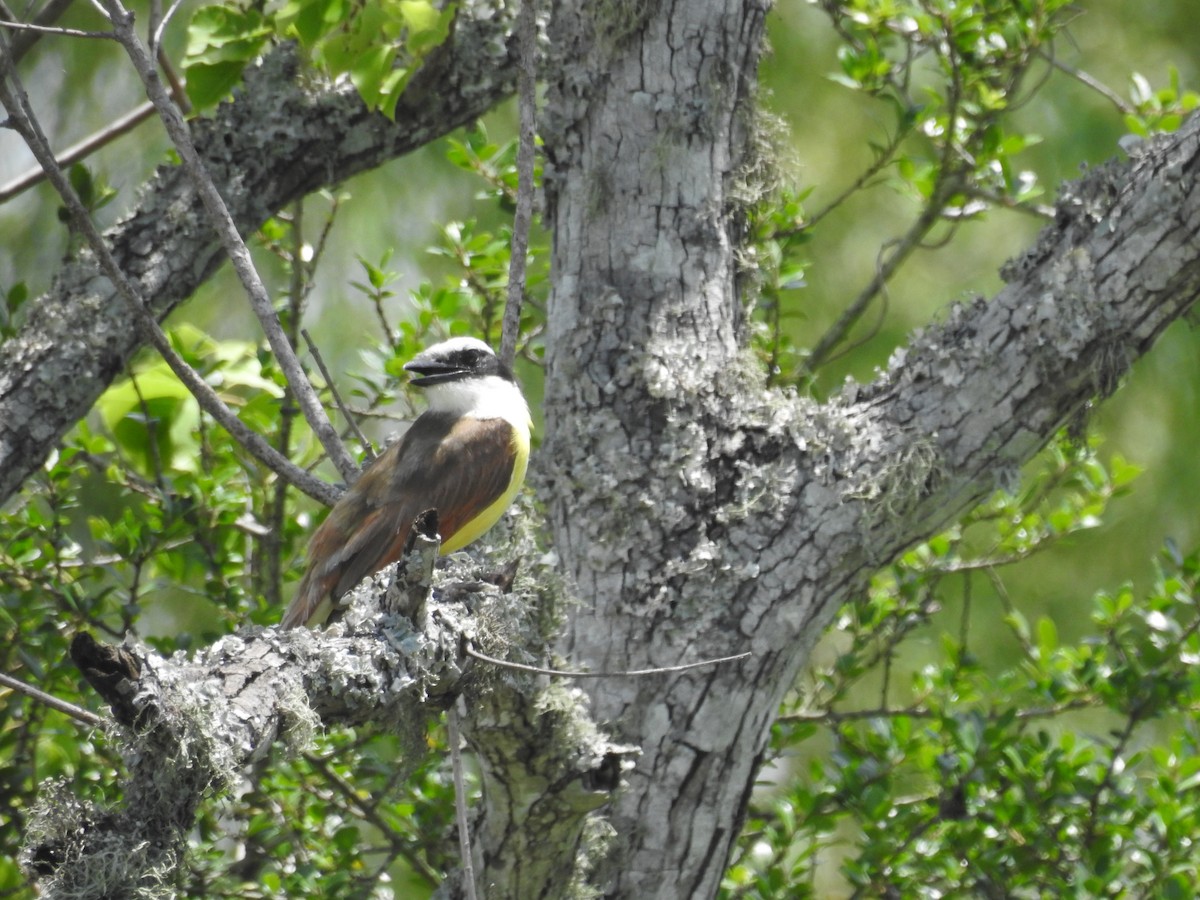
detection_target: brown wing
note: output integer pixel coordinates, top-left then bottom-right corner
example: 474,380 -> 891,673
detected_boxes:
281,414 -> 517,629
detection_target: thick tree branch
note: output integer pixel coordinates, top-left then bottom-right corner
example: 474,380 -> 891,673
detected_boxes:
0,0 -> 519,504
537,0 -> 1200,894
785,119 -> 1200,638
23,547 -> 626,898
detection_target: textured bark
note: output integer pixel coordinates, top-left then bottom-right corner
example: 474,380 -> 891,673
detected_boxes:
538,3 -> 1200,899
0,0 -> 518,502
11,0 -> 1200,897
24,548 -> 625,899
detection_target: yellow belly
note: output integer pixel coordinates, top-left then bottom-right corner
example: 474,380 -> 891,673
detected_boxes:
439,429 -> 530,553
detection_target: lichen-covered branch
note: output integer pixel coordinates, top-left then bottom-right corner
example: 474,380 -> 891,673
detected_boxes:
537,0 -> 1200,892
0,0 -> 519,504
22,542 -> 624,899
456,677 -> 637,899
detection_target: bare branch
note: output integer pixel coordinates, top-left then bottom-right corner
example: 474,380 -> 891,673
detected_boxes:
0,100 -> 155,203
801,204 -> 941,376
0,18 -> 112,38
1044,53 -> 1137,116
302,328 -> 374,461
1,0 -> 76,63
465,643 -> 751,678
0,671 -> 104,727
150,0 -> 187,53
499,0 -> 539,368
100,0 -> 360,486
0,54 -> 342,506
448,704 -> 480,900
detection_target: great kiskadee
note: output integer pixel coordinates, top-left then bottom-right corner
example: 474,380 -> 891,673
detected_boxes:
281,337 -> 532,629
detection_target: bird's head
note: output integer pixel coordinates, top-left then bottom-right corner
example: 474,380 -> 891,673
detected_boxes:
403,338 -> 528,424
403,337 -> 512,387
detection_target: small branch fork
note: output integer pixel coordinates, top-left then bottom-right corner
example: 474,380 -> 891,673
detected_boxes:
91,0 -> 360,485
0,0 -> 359,500
0,57 -> 342,506
465,644 -> 751,678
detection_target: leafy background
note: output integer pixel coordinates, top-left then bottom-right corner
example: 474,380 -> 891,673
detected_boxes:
1,0 -> 1200,896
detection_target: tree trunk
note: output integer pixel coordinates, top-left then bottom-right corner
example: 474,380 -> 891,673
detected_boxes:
535,2 -> 1200,898
12,0 -> 1200,897
540,2 -> 815,895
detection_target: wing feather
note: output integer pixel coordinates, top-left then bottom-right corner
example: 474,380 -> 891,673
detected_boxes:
281,414 -> 519,629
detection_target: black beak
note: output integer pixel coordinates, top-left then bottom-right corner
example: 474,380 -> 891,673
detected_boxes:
403,358 -> 469,386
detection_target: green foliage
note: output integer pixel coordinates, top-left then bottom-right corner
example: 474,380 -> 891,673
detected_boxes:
824,0 -> 1070,208
184,0 -> 457,116
62,164 -> 118,218
1124,67 -> 1200,136
724,435 -> 1200,897
0,126 -> 544,896
743,186 -> 811,385
55,164 -> 119,257
181,731 -> 461,896
749,0 -> 1102,383
184,5 -> 274,110
0,281 -> 28,340
7,1 -> 1200,897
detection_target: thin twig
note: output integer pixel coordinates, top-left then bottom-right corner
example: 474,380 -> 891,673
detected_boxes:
150,0 -> 186,53
126,366 -> 167,490
301,328 -> 375,461
0,671 -> 104,727
304,752 -> 441,887
1,0 -> 76,63
0,18 -> 111,37
801,123 -> 910,234
83,0 -> 110,22
499,0 -> 538,368
100,0 -> 360,486
146,0 -> 161,54
466,644 -> 750,678
156,46 -> 189,113
0,101 -> 156,204
964,185 -> 1055,220
779,697 -> 1100,725
448,703 -> 479,900
1043,54 -> 1136,116
260,199 -> 307,609
802,169 -> 953,378
0,57 -> 342,507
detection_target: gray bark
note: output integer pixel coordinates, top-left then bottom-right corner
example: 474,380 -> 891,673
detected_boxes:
12,0 -> 1200,897
539,2 -> 1200,898
24,542 -> 631,899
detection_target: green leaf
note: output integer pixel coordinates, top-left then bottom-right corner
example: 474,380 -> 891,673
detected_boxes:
397,0 -> 439,32
1036,616 -> 1058,659
349,44 -> 397,106
185,61 -> 250,109
183,5 -> 272,108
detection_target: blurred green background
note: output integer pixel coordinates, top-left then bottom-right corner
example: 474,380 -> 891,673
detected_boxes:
2,0 -> 1200,892
0,0 -> 1196,677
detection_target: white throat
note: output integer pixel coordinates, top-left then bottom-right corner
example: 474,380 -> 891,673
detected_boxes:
422,375 -> 532,431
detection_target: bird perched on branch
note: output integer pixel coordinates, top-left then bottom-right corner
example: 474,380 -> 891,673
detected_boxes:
281,337 -> 532,629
